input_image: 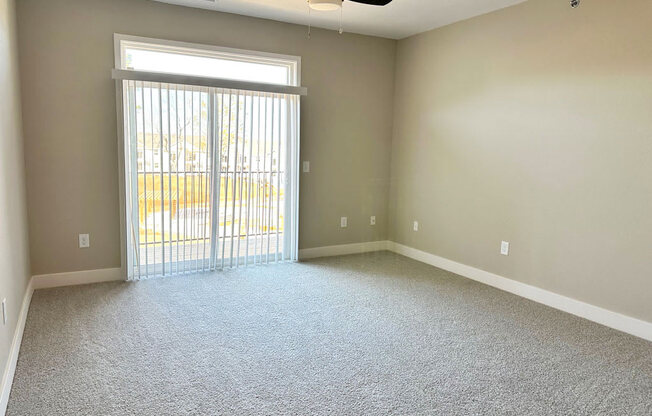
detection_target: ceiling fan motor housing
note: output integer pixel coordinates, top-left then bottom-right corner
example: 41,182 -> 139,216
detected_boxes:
309,0 -> 343,11
308,0 -> 393,9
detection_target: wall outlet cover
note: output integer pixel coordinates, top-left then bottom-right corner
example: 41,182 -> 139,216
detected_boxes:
413,221 -> 419,231
79,234 -> 90,248
370,216 -> 376,225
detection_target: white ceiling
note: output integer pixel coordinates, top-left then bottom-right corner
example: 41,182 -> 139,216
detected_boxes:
153,0 -> 528,40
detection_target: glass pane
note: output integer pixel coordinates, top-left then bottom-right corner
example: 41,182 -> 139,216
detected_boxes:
125,81 -> 293,279
125,48 -> 291,85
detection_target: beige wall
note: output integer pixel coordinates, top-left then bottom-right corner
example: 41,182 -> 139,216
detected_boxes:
16,0 -> 652,323
389,0 -> 652,322
0,0 -> 30,396
16,0 -> 396,275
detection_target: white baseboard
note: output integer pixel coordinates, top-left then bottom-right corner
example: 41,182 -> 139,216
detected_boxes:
387,241 -> 652,342
299,240 -> 389,260
1,267 -> 123,414
31,268 -> 123,290
0,279 -> 33,415
0,248 -> 648,415
297,240 -> 651,341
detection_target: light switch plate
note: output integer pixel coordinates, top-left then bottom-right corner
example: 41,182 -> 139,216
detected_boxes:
370,216 -> 376,225
1,298 -> 6,325
501,241 -> 510,256
413,221 -> 419,231
341,217 -> 348,228
302,161 -> 310,173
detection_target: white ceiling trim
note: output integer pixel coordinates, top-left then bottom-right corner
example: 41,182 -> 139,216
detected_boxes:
152,0 -> 528,40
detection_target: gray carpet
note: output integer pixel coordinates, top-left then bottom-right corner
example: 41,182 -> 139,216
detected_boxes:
7,252 -> 652,415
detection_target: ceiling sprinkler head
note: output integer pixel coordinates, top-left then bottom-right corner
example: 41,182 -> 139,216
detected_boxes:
570,0 -> 580,8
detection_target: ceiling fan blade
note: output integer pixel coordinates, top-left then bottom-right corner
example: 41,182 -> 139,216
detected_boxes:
346,0 -> 393,5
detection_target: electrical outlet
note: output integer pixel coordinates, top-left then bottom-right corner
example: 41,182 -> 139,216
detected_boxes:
370,216 -> 376,225
413,221 -> 419,231
501,241 -> 510,256
340,217 -> 348,228
1,298 -> 6,325
79,233 -> 90,248
302,161 -> 310,173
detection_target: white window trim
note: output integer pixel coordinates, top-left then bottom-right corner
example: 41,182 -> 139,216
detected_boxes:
113,33 -> 302,87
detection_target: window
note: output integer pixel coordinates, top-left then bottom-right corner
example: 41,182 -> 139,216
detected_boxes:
117,35 -> 300,86
115,35 -> 302,280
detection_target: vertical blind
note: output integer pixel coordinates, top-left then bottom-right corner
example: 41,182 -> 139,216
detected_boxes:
121,80 -> 300,280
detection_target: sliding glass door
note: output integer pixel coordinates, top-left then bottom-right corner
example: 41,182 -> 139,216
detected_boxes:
121,81 -> 299,280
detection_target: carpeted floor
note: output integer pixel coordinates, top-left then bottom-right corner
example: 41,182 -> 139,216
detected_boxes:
7,252 -> 652,415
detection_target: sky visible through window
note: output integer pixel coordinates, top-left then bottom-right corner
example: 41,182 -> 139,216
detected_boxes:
125,48 -> 291,85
